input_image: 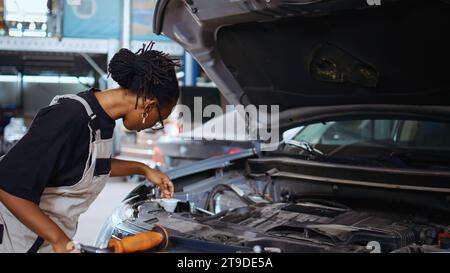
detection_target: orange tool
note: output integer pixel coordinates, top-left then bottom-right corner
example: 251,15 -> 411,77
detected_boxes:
79,225 -> 169,253
108,225 -> 169,253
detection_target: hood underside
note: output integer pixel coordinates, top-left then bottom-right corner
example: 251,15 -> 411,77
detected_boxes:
155,0 -> 450,117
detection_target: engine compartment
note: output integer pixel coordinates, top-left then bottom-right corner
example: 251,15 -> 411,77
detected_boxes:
113,196 -> 450,253
113,163 -> 450,253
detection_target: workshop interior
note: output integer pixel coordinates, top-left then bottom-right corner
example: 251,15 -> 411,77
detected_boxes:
0,0 -> 450,255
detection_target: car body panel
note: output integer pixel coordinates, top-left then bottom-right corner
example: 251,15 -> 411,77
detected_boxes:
154,0 -> 450,124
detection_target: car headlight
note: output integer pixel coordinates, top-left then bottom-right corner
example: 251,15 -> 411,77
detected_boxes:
94,202 -> 135,248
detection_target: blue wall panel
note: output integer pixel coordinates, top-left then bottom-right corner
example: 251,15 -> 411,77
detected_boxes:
63,0 -> 121,39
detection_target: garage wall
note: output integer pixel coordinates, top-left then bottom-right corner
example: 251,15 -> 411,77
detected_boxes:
23,82 -> 88,117
0,81 -> 90,118
0,82 -> 20,104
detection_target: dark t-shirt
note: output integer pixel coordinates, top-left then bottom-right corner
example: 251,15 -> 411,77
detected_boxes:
0,89 -> 115,204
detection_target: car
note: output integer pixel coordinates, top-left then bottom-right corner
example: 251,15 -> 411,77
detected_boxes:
154,110 -> 256,170
96,0 -> 450,253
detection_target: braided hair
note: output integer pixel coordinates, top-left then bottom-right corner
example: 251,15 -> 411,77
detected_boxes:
108,42 -> 179,108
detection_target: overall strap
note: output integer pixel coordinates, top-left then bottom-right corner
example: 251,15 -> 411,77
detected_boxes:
50,95 -> 101,141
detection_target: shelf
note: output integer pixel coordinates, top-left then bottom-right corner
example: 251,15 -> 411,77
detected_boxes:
0,36 -> 184,56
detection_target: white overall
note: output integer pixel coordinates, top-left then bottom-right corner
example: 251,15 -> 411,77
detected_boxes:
0,95 -> 113,253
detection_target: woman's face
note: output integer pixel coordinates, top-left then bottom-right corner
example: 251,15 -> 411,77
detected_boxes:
123,97 -> 177,131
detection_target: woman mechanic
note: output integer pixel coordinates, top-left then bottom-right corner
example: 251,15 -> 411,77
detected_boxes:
0,43 -> 178,253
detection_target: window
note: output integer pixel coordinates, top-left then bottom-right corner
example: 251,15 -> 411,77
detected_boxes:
285,119 -> 450,169
294,119 -> 450,150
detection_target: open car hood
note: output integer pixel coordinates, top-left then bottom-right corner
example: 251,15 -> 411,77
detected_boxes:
154,0 -> 450,124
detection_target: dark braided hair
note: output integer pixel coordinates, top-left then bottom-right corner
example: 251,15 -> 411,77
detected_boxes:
108,42 -> 179,109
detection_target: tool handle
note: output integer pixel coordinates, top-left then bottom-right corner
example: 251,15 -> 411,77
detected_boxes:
108,231 -> 163,253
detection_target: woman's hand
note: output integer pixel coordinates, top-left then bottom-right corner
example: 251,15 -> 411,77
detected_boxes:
110,159 -> 174,198
144,168 -> 174,198
52,240 -> 80,253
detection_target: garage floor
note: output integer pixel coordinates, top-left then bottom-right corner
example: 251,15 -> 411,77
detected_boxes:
73,177 -> 137,245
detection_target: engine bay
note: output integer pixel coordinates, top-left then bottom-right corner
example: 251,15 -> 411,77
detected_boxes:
112,167 -> 450,253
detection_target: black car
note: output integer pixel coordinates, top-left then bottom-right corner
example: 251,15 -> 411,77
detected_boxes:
96,0 -> 450,253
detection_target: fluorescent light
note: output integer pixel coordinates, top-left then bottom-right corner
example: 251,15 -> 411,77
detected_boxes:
26,75 -> 96,84
59,76 -> 95,85
0,75 -> 20,82
58,76 -> 79,84
0,75 -> 95,84
23,76 -> 60,83
78,77 -> 96,85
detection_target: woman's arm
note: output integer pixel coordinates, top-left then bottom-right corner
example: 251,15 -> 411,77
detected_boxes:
110,158 -> 148,177
0,189 -> 74,252
110,158 -> 174,198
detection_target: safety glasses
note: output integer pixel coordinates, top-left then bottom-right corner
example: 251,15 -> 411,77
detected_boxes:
151,103 -> 165,131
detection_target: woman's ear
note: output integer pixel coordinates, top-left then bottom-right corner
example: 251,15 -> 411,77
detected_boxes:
143,97 -> 158,113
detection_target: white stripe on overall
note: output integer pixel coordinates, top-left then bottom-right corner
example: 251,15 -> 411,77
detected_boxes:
0,95 -> 113,253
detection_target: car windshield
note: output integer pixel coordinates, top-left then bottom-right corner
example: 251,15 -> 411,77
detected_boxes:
279,119 -> 450,170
